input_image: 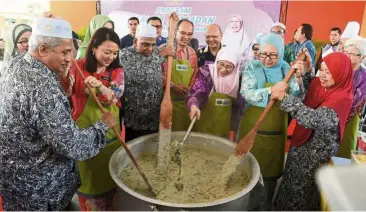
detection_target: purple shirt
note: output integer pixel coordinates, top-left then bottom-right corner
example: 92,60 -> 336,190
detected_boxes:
187,62 -> 244,130
349,66 -> 366,120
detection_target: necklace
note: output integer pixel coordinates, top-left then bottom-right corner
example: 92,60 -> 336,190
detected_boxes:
97,67 -> 106,74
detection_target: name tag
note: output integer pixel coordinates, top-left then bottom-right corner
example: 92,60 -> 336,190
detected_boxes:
176,64 -> 188,72
215,99 -> 231,106
101,76 -> 111,82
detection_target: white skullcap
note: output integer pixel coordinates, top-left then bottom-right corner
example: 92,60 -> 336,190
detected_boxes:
341,21 -> 360,39
135,24 -> 157,38
271,22 -> 286,31
31,17 -> 72,39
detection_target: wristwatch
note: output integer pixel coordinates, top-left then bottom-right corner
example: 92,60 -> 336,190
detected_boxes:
170,82 -> 174,88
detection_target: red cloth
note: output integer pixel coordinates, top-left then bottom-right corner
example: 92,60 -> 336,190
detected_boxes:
61,59 -> 123,121
0,196 -> 3,211
286,119 -> 297,152
291,52 -> 354,147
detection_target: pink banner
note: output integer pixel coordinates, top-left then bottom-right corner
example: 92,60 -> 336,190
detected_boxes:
101,1 -> 281,47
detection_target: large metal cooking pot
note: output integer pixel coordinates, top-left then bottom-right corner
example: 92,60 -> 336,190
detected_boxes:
109,132 -> 260,211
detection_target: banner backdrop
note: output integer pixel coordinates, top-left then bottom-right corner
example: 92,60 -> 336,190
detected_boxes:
101,1 -> 281,48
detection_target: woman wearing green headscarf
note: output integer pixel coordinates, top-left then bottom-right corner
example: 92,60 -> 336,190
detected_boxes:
76,15 -> 114,59
4,24 -> 32,61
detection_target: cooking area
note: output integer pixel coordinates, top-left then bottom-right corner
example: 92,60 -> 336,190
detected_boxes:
1,0 -> 366,211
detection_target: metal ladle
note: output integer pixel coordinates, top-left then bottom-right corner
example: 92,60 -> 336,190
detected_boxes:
174,117 -> 197,191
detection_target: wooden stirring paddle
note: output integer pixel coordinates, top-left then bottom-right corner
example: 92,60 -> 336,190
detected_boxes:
157,13 -> 178,173
234,52 -> 306,158
72,59 -> 156,196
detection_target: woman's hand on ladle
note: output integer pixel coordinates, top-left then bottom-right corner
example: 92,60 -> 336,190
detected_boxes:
296,48 -> 312,71
190,105 -> 201,120
292,60 -> 304,78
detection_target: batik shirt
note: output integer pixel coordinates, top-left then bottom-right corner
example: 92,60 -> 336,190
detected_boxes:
0,54 -> 109,211
120,46 -> 164,131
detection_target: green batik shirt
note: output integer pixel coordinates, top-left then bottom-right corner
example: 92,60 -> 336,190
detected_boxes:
284,45 -> 295,65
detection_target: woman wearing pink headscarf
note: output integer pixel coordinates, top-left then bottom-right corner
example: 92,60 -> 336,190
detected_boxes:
187,47 -> 244,139
222,14 -> 250,55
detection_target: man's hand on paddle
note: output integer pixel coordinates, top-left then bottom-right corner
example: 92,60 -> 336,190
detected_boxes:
169,12 -> 179,22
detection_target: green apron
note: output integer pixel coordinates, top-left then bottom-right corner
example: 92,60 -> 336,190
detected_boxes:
171,47 -> 194,131
337,115 -> 360,159
76,73 -> 121,196
239,73 -> 287,178
194,92 -> 233,138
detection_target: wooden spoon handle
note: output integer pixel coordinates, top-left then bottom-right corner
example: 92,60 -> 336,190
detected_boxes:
234,52 -> 306,157
164,14 -> 178,99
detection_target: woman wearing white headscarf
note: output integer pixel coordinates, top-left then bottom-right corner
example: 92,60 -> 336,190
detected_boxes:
3,24 -> 32,61
221,15 -> 250,55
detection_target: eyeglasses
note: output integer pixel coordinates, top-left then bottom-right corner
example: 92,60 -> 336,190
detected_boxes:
342,50 -> 361,57
271,31 -> 284,35
259,52 -> 279,59
178,31 -> 193,37
151,25 -> 162,29
253,48 -> 260,51
17,40 -> 29,47
217,62 -> 234,71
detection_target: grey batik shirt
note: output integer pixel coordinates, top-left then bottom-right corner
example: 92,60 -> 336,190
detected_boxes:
120,47 -> 164,131
0,54 -> 108,211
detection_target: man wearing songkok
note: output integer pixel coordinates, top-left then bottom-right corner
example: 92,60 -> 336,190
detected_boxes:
0,17 -> 116,211
120,23 -> 173,141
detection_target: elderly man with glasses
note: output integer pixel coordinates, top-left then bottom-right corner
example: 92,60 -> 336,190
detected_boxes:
270,22 -> 295,65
